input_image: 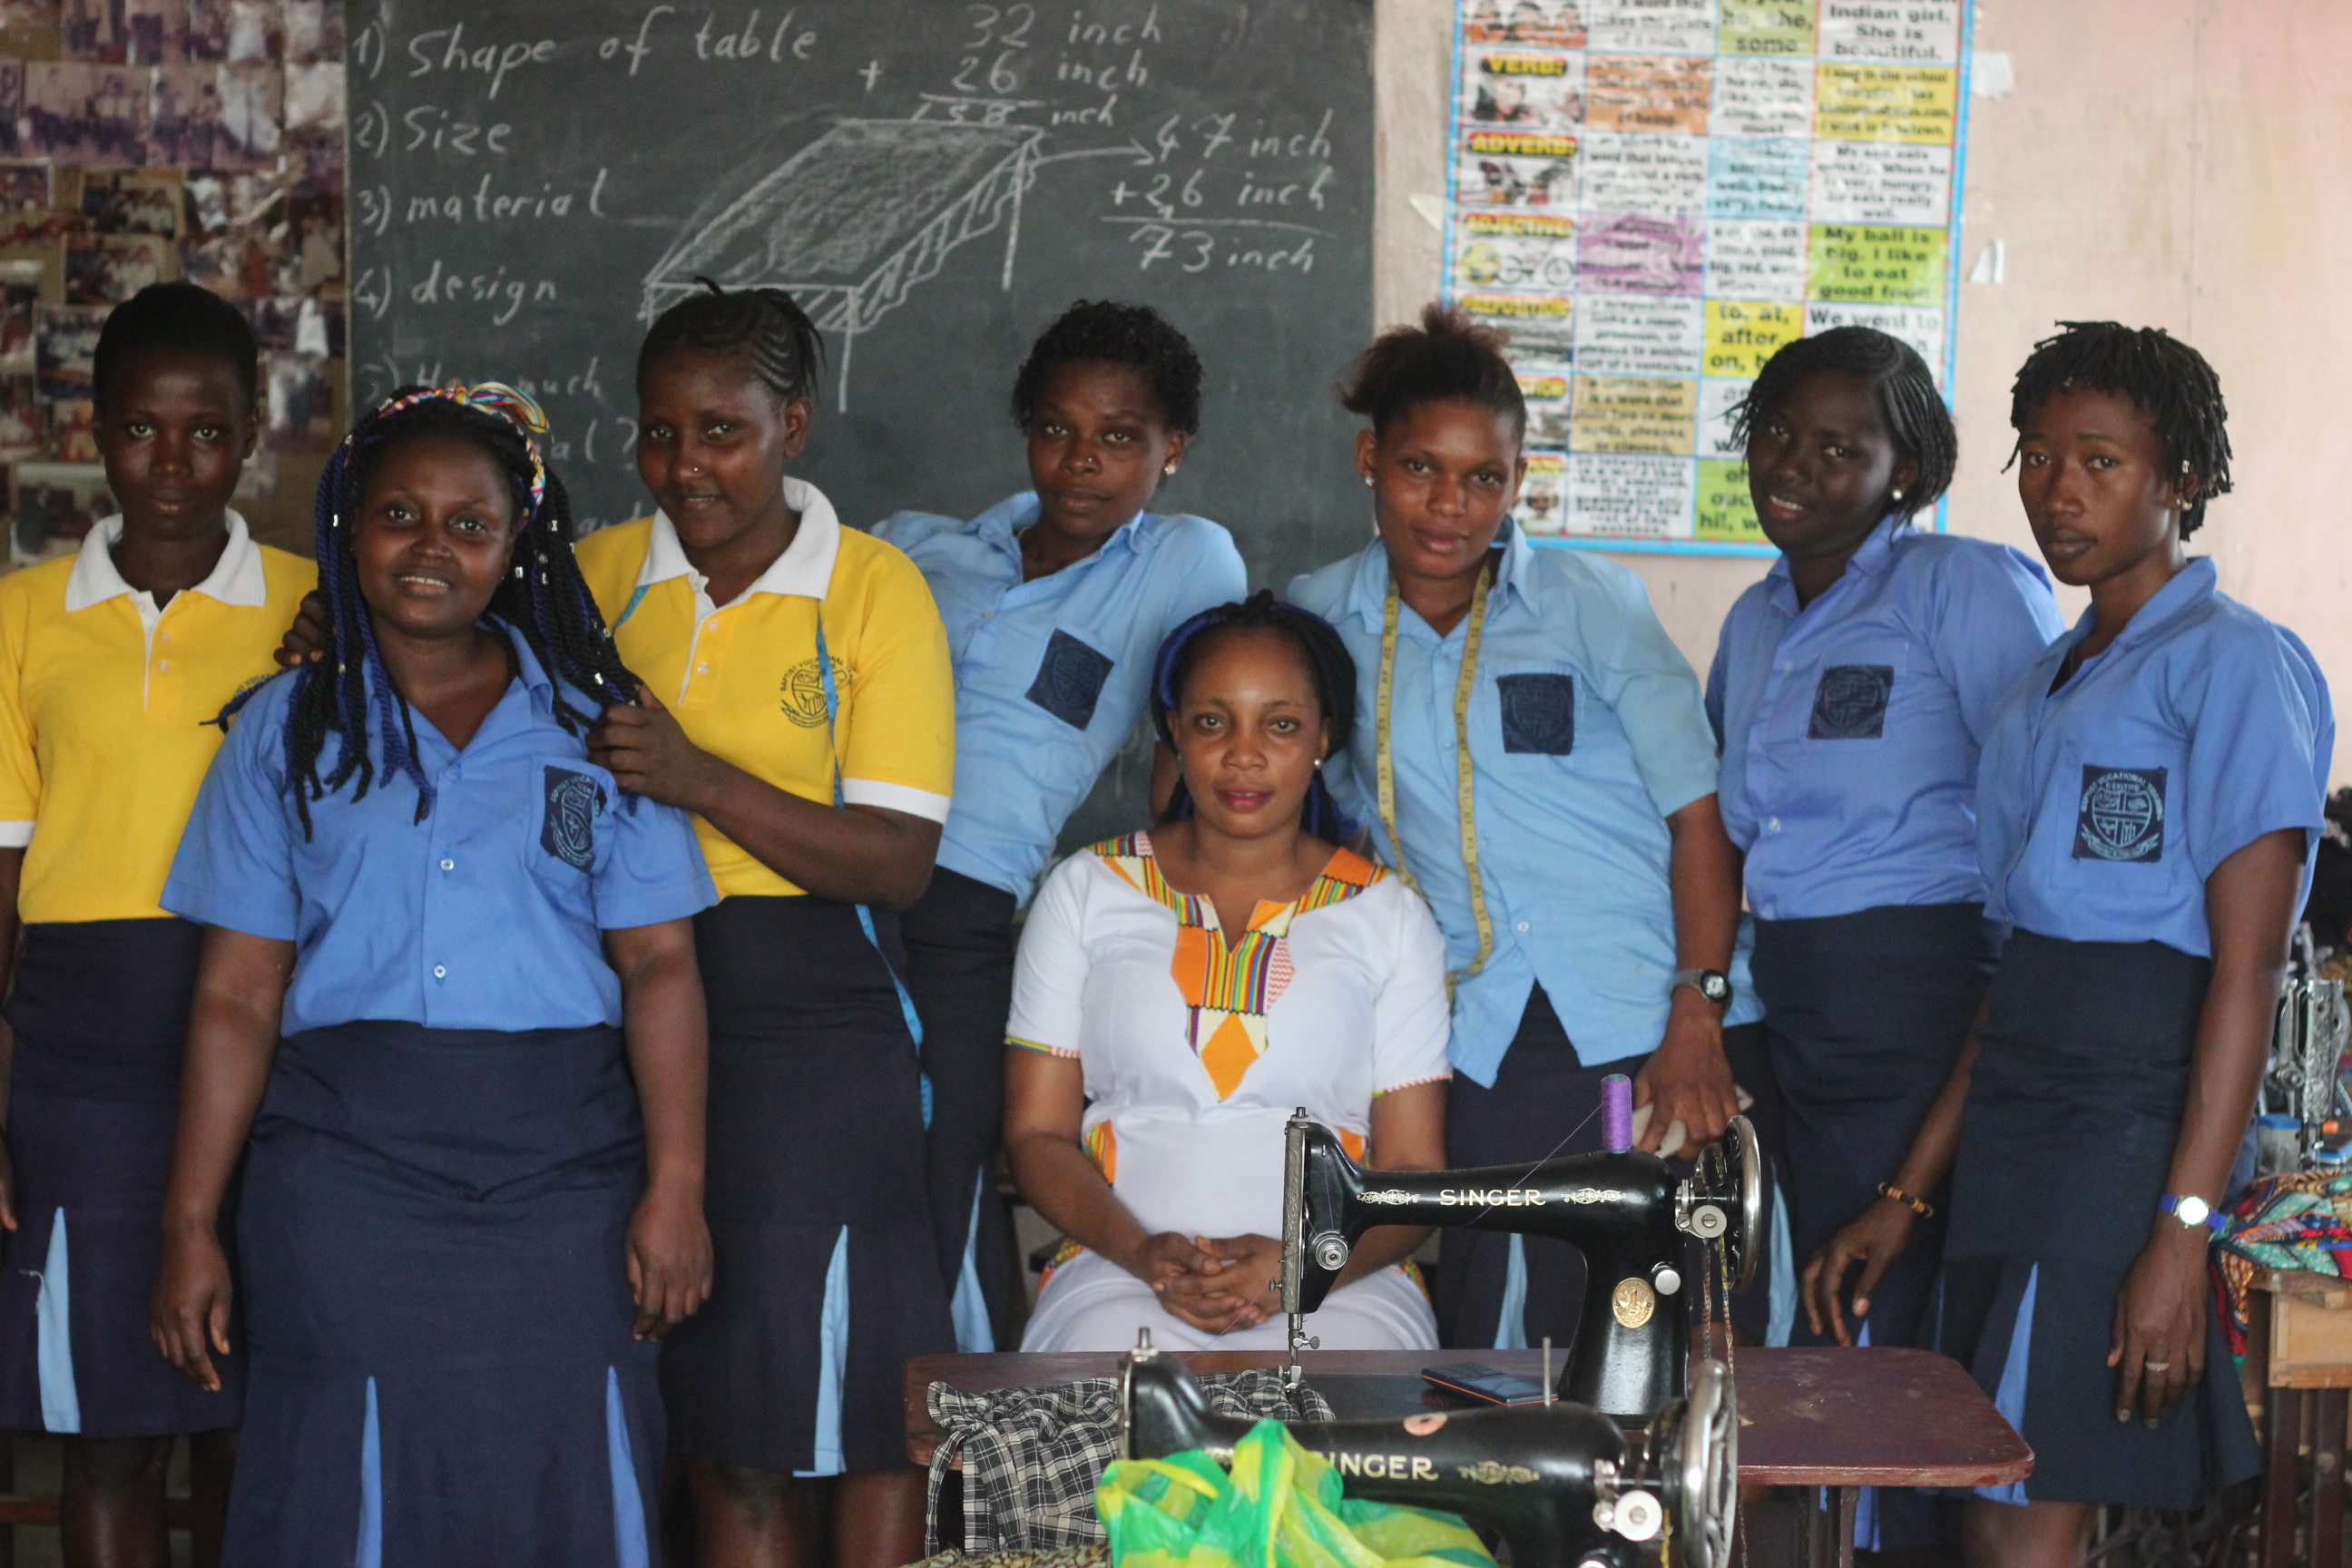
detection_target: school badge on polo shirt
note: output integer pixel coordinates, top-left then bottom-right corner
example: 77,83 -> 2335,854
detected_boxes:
779,656 -> 850,728
2074,765 -> 2166,863
1496,671 -> 1574,754
1026,629 -> 1114,730
1808,664 -> 1894,740
541,766 -> 606,871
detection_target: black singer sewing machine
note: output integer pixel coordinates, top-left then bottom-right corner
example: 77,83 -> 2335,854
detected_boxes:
1118,1336 -> 1736,1568
1279,1098 -> 1761,1418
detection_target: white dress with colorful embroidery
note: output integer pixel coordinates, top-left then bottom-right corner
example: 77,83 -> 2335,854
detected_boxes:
1008,833 -> 1453,1352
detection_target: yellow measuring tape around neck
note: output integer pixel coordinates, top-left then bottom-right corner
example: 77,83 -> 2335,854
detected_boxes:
1376,562 -> 1494,998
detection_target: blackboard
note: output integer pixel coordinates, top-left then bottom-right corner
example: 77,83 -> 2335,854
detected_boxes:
345,0 -> 1377,594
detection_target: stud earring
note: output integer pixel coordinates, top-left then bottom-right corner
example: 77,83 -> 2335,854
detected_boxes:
1162,461 -> 1177,476
1890,487 -> 1905,502
1363,474 -> 1374,487
1314,757 -> 1324,769
512,564 -> 524,578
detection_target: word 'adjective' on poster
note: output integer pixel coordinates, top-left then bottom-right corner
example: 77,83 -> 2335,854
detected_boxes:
1452,211 -> 1577,293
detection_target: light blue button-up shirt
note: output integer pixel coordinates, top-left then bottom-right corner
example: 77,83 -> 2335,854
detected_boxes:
1976,558 -> 2332,958
1289,526 -> 1759,1085
163,626 -> 717,1036
1707,515 -> 2063,921
876,493 -> 1246,903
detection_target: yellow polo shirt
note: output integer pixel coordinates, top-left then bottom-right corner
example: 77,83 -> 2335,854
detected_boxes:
0,514 -> 312,923
573,477 -> 955,899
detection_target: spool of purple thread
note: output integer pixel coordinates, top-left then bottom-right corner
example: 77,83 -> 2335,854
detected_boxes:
1602,1073 -> 1633,1153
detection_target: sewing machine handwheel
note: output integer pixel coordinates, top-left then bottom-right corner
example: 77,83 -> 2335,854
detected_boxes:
1714,1115 -> 1763,1294
1665,1357 -> 1737,1568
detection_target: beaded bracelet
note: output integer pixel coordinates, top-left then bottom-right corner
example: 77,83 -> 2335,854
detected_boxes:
1877,1181 -> 1935,1219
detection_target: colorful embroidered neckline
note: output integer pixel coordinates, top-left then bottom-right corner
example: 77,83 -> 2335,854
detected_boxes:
1093,832 -> 1386,1100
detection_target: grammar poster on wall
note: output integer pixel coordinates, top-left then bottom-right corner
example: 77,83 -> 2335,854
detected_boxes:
1445,0 -> 1973,554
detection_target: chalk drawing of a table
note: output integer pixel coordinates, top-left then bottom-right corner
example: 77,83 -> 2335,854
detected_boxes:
642,120 -> 1044,410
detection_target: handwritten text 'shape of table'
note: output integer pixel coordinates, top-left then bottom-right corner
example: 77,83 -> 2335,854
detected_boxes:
344,0 -> 1374,585
1446,0 -> 1972,555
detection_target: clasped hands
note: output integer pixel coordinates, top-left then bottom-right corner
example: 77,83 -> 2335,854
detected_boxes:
1128,1230 -> 1285,1336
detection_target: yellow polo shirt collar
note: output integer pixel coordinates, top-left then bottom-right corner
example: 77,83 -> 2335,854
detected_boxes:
65,511 -> 270,620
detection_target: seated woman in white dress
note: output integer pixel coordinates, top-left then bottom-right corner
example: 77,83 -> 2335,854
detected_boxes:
1005,592 -> 1451,1352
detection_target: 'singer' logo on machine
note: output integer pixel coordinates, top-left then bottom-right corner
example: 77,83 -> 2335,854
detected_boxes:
2074,765 -> 2166,863
541,766 -> 606,871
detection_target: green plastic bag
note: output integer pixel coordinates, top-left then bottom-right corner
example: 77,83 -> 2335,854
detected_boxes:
1097,1418 -> 1497,1568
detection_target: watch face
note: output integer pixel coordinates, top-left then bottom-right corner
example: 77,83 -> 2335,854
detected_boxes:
1701,974 -> 1730,1002
2176,1196 -> 2210,1228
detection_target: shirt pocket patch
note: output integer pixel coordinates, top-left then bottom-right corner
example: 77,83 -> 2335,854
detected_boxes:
1026,628 -> 1115,731
540,764 -> 607,872
1808,664 -> 1895,740
2073,764 -> 2166,864
1497,671 -> 1575,755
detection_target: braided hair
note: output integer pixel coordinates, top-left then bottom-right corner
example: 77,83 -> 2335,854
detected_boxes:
1730,326 -> 1956,518
2007,321 -> 2233,536
227,384 -> 638,838
1150,591 -> 1360,842
1339,302 -> 1526,442
638,276 -> 825,405
1011,300 -> 1204,436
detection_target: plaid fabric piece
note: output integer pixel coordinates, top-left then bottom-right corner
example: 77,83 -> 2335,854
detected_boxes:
925,1371 -> 1335,1554
904,1547 -> 1109,1568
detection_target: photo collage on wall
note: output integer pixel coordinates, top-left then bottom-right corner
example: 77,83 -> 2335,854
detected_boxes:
0,0 -> 343,562
1445,0 -> 1971,553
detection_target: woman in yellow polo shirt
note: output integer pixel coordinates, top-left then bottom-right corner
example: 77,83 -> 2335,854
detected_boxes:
576,282 -> 955,1568
0,283 -> 309,1566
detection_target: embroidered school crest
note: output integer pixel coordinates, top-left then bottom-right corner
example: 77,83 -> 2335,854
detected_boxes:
779,656 -> 851,728
541,766 -> 606,870
1025,629 -> 1115,730
1808,664 -> 1894,740
2074,765 -> 2166,863
1497,672 -> 1575,755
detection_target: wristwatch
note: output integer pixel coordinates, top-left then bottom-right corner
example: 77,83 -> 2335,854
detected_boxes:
1671,967 -> 1733,1009
2159,1193 -> 2226,1234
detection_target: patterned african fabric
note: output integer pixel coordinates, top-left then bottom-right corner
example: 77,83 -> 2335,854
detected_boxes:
2214,1167 -> 2352,1357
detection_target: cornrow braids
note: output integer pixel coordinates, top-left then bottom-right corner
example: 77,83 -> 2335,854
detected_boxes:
1149,590 -> 1361,842
638,276 -> 826,406
1011,300 -> 1204,436
220,385 -> 640,839
1338,301 -> 1526,442
2007,321 -> 2233,537
1730,326 -> 1956,517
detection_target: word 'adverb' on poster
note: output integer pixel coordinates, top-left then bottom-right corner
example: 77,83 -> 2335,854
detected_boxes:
1446,0 -> 1974,554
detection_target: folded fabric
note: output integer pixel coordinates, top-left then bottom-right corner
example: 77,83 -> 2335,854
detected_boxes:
2214,1167 -> 2352,1356
926,1372 -> 1333,1555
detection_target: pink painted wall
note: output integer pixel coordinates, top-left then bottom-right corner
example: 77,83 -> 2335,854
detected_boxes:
1374,0 -> 2352,780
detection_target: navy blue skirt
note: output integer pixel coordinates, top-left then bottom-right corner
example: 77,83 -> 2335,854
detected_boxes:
659,897 -> 954,1475
1939,930 -> 2261,1511
0,919 -> 242,1439
224,1021 -> 662,1568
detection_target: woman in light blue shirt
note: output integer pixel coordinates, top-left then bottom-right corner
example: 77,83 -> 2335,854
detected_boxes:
873,303 -> 1246,1348
1863,325 -> 2327,1565
1712,328 -> 2062,1553
1289,304 -> 1772,1353
149,387 -> 717,1564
